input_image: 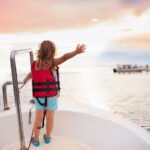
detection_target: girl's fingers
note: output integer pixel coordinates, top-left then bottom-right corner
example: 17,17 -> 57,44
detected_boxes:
80,49 -> 86,53
77,44 -> 86,48
76,44 -> 86,54
81,44 -> 86,49
81,45 -> 86,50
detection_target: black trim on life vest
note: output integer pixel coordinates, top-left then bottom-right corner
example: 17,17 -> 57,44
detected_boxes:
33,87 -> 60,94
32,81 -> 60,86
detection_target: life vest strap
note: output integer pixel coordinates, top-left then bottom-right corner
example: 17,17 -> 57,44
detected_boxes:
33,87 -> 60,94
32,80 -> 60,86
36,97 -> 48,107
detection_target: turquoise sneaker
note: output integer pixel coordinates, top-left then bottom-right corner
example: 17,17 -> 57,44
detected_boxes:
43,134 -> 51,144
31,137 -> 40,147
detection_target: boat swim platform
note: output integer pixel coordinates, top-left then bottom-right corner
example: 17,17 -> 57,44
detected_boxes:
2,136 -> 89,150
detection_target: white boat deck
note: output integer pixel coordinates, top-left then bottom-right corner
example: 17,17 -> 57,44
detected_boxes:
1,99 -> 150,150
3,136 -> 89,150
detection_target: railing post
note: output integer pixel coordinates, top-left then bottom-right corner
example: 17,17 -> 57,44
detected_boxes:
10,49 -> 33,150
2,81 -> 12,110
10,51 -> 26,150
2,81 -> 23,110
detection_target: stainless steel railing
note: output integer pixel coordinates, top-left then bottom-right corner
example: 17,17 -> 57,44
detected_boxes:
2,81 -> 23,110
10,49 -> 34,150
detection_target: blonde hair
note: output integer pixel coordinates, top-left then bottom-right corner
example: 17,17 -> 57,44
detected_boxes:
36,40 -> 57,70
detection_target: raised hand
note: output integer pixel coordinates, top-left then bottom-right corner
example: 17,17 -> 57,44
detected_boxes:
75,44 -> 86,54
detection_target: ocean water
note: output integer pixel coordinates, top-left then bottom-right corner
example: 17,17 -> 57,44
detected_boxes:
59,66 -> 150,132
0,50 -> 150,132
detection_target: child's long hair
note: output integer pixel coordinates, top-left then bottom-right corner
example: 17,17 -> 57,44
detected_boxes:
36,40 -> 56,70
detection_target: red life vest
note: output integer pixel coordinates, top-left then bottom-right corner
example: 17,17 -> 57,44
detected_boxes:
31,61 -> 60,97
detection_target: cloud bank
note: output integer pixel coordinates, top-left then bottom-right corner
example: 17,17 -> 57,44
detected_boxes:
1,0 -> 150,33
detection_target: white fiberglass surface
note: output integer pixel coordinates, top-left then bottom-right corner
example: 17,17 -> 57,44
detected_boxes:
2,136 -> 89,150
0,109 -> 150,150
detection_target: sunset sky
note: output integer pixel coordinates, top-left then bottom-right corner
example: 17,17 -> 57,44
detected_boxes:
1,0 -> 150,56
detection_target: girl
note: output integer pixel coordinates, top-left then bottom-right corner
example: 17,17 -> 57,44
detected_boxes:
23,40 -> 86,147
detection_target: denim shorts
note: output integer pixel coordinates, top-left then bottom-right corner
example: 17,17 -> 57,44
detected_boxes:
34,96 -> 58,110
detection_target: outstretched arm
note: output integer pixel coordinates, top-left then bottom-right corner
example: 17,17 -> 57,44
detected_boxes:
23,72 -> 32,84
54,44 -> 86,65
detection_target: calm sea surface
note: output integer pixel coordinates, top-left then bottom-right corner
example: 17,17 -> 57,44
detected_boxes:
0,55 -> 150,132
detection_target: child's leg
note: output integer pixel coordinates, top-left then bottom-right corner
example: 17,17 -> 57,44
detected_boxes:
45,110 -> 55,138
33,109 -> 45,141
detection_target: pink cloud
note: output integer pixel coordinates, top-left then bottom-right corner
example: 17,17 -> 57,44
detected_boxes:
0,0 -> 150,33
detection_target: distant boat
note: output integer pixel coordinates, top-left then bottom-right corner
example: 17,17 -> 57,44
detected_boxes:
113,64 -> 148,73
113,68 -> 144,73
